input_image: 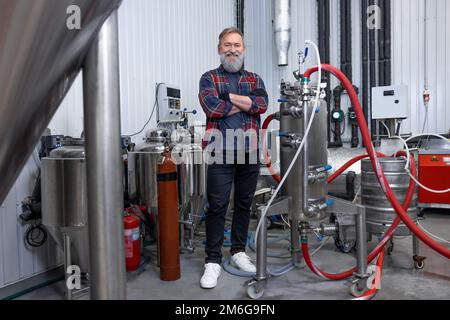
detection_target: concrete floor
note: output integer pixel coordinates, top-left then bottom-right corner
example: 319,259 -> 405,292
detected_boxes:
16,210 -> 450,300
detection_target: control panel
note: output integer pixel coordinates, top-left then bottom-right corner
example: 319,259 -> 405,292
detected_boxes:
157,84 -> 183,123
371,85 -> 408,120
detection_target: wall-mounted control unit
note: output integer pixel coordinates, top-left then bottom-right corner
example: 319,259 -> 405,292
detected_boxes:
371,85 -> 409,120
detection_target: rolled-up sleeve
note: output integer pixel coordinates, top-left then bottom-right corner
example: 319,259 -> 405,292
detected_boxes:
198,72 -> 233,119
247,74 -> 269,116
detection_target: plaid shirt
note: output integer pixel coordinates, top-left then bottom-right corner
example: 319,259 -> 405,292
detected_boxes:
198,65 -> 268,149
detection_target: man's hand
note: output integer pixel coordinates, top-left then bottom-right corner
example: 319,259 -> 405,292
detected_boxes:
227,106 -> 241,116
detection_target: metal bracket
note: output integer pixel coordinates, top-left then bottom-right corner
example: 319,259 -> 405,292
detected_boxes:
257,196 -> 291,218
327,195 -> 364,216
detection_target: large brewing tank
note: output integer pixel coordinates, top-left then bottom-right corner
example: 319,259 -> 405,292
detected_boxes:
361,158 -> 418,236
41,143 -> 89,273
280,81 -> 329,222
172,131 -> 206,224
0,0 -> 122,204
127,129 -> 171,211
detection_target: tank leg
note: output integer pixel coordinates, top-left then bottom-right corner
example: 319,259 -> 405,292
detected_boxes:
245,207 -> 268,299
64,233 -> 72,301
348,207 -> 370,297
179,212 -> 185,252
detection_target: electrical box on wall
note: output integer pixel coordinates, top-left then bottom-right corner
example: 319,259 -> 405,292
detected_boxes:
157,84 -> 182,123
371,85 -> 409,120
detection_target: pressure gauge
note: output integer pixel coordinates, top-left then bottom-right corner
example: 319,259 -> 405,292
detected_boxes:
331,110 -> 344,123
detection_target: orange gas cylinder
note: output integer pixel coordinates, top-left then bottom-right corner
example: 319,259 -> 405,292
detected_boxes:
157,151 -> 180,281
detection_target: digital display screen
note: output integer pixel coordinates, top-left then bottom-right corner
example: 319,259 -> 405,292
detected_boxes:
167,88 -> 181,99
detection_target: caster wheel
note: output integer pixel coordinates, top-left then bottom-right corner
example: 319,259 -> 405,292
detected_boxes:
414,260 -> 425,270
247,286 -> 264,300
350,283 -> 367,298
335,239 -> 354,254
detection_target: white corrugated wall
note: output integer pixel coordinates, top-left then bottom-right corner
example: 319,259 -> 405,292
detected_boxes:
49,0 -> 235,141
393,0 -> 450,135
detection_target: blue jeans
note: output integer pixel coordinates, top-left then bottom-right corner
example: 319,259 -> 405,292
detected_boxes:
205,157 -> 259,264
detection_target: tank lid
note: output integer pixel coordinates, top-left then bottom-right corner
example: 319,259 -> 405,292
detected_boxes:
49,145 -> 85,159
146,128 -> 171,143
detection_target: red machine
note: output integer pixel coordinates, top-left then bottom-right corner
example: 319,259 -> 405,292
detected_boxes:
124,215 -> 141,272
418,149 -> 450,209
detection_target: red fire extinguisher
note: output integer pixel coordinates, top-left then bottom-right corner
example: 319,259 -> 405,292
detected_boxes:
124,214 -> 141,272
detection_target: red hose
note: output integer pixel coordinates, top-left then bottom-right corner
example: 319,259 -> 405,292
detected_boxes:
262,114 -> 281,183
304,64 -> 450,259
302,151 -> 416,280
354,250 -> 385,300
327,152 -> 386,184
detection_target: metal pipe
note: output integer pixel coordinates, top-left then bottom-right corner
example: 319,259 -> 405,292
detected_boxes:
369,0 -> 377,138
361,0 -> 370,139
301,98 -> 309,217
83,10 -> 126,300
378,0 -> 386,86
355,207 -> 368,276
274,0 -> 291,66
64,233 -> 72,301
424,0 -> 428,90
345,0 -> 353,81
290,218 -> 301,264
340,0 -> 348,78
318,0 -> 332,144
236,0 -> 245,34
256,209 -> 268,281
412,233 -> 420,257
384,0 -> 392,86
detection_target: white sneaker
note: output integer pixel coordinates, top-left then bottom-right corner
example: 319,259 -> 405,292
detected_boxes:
231,252 -> 256,273
200,263 -> 221,289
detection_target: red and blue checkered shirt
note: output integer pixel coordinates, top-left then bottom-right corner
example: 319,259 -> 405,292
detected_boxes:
198,65 -> 269,149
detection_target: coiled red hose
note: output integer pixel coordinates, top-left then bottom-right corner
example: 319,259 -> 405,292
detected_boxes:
304,64 -> 450,259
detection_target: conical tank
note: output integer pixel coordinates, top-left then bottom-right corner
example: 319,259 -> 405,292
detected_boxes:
0,0 -> 122,203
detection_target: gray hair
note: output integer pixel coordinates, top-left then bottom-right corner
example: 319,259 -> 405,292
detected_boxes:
218,27 -> 245,48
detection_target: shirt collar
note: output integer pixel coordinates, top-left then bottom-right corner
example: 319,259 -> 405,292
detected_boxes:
219,64 -> 245,76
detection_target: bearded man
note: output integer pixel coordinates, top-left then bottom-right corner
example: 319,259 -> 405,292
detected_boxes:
198,27 -> 269,289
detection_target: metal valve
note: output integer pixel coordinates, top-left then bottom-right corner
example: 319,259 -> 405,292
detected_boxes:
281,133 -> 303,149
308,165 -> 332,184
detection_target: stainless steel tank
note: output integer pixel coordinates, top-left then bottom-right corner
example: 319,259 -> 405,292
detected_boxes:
127,129 -> 171,211
280,81 -> 329,222
41,144 -> 90,273
0,0 -> 122,204
361,157 -> 418,236
172,131 -> 206,225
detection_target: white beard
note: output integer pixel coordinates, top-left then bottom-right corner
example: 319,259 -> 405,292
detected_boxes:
220,52 -> 245,73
